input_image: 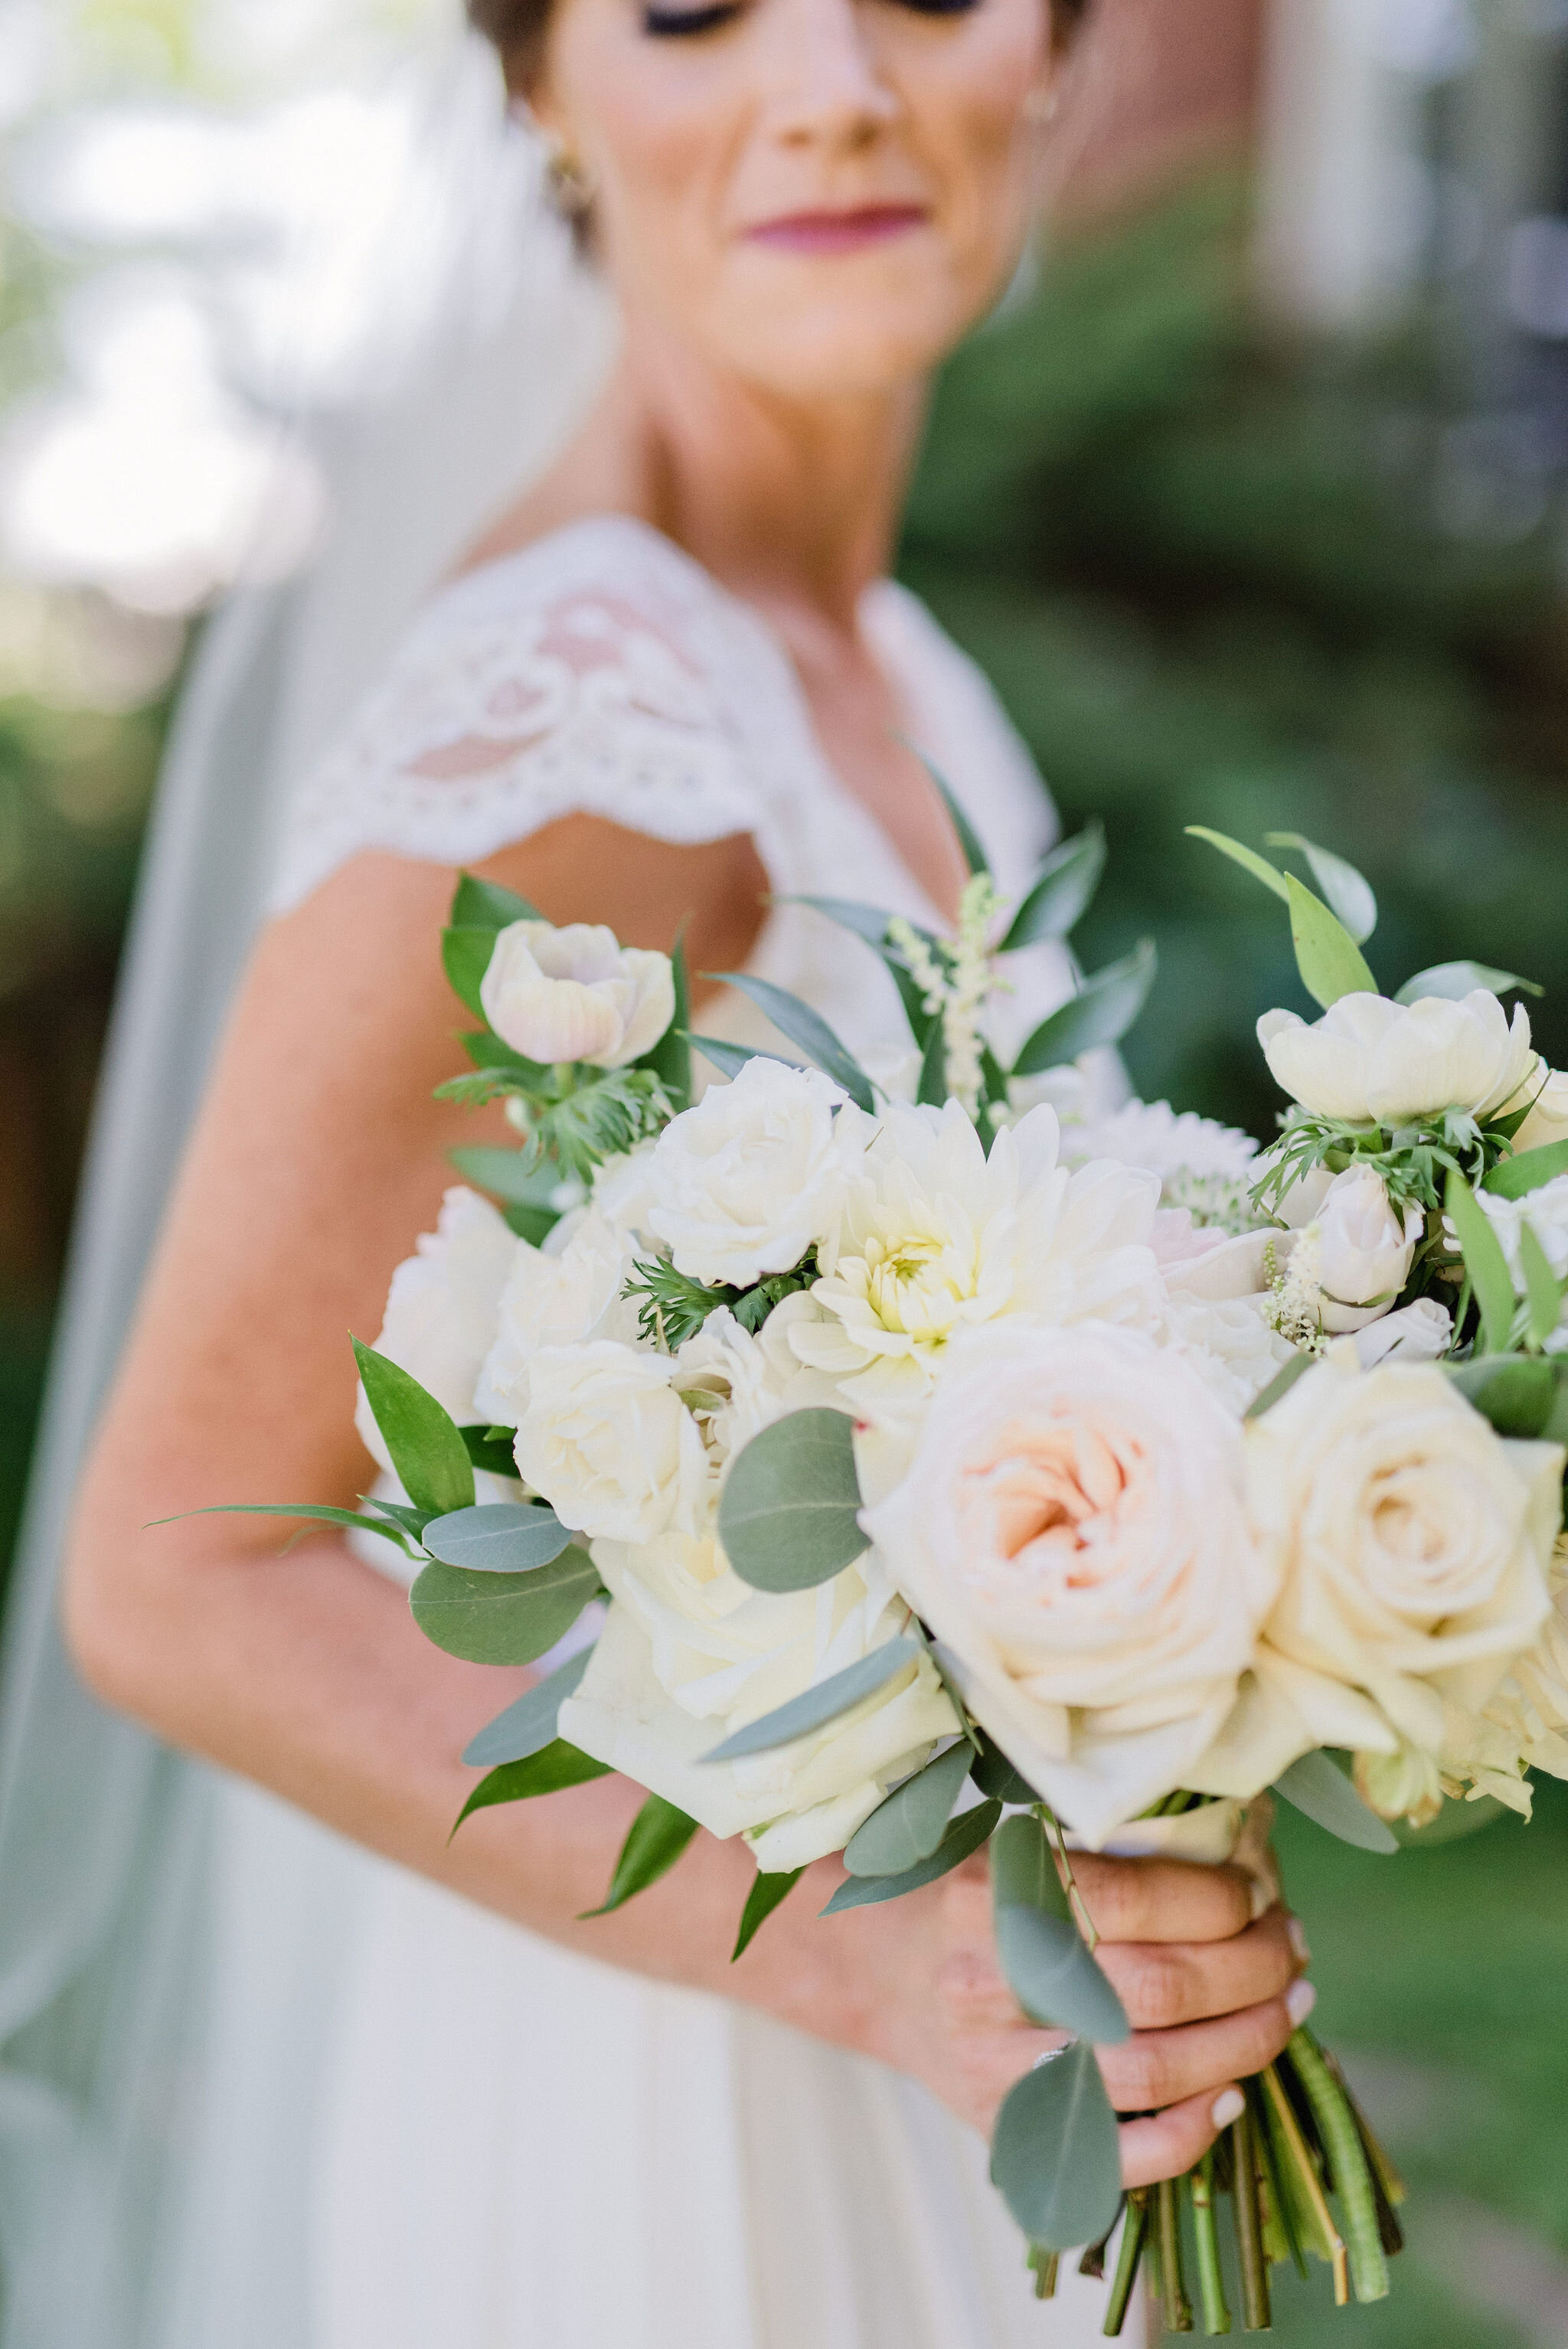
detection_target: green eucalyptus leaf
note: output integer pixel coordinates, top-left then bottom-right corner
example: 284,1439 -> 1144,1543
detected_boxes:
703,974 -> 875,1112
1445,1171 -> 1518,1357
582,1794 -> 700,1917
731,1867 -> 805,1960
352,1340 -> 475,1520
1520,1222 -> 1564,1351
989,2042 -> 1122,2253
1397,961 -> 1542,1006
718,1409 -> 868,1593
1448,1354 -> 1557,1439
970,1733 -> 1039,1805
641,932 -> 692,1112
1265,833 -> 1377,944
1272,1751 -> 1398,1854
442,926 -> 500,1021
459,1423 -> 521,1480
449,1739 -> 610,1837
1485,1139 -> 1568,1199
703,1638 -> 920,1765
820,1798 -> 1001,1912
421,1501 -> 573,1574
844,1741 -> 973,1876
990,1815 -> 1131,2044
1002,823 -> 1107,949
1011,940 -> 1156,1076
462,1647 -> 593,1767
410,1548 -> 600,1666
1245,1352 -> 1315,1421
904,740 -> 988,877
1283,873 -> 1379,1011
449,1145 -> 561,1207
1185,826 -> 1290,902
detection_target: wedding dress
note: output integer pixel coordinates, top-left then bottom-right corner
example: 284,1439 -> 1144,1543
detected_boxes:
145,509 -> 1135,2349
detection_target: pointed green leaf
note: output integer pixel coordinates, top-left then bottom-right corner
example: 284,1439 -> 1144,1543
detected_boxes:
904,740 -> 988,877
1520,1221 -> 1564,1351
782,895 -> 896,946
718,1409 -> 869,1593
451,872 -> 542,929
410,1548 -> 600,1666
1283,873 -> 1378,1011
1265,834 -> 1377,944
443,926 -> 501,1021
1002,823 -> 1107,949
353,1339 -> 475,1520
1272,1751 -> 1398,1854
971,1733 -> 1039,1805
991,1815 -> 1131,2043
1246,1352 -> 1315,1421
684,1033 -> 795,1084
462,1647 -> 593,1767
1445,1170 -> 1518,1357
731,1867 -> 805,1960
449,1145 -> 560,1207
1448,1354 -> 1557,1439
1011,940 -> 1156,1076
459,1423 -> 521,1480
503,1202 -> 557,1245
358,1494 -> 431,1543
449,1739 -> 611,1837
421,1501 -> 573,1574
844,1741 -> 973,1875
1185,826 -> 1290,903
820,1798 -> 1001,1912
1485,1139 -> 1568,1200
151,1501 -> 418,1559
582,1795 -> 700,1916
916,1010 -> 948,1107
990,2041 -> 1122,2253
702,975 -> 875,1112
641,932 -> 691,1111
703,1638 -> 920,1765
1397,961 -> 1542,1007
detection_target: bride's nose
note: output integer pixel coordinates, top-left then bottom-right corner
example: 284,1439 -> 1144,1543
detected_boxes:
760,0 -> 903,148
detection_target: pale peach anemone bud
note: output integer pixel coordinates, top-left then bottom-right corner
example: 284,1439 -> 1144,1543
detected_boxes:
480,920 -> 675,1069
866,1321 -> 1279,1844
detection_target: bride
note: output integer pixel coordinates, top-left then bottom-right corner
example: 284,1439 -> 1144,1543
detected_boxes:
24,0 -> 1306,2341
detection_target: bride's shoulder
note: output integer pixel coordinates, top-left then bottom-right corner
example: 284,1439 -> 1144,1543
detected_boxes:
267,515 -> 763,916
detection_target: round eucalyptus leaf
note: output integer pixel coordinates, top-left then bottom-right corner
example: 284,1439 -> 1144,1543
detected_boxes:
990,2044 -> 1122,2253
844,1741 -> 973,1876
718,1410 -> 869,1592
410,1549 -> 599,1666
1272,1750 -> 1398,1854
462,1646 -> 593,1768
423,1501 -> 573,1574
704,1637 -> 920,1764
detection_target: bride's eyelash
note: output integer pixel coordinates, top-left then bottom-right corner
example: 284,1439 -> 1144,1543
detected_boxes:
641,2 -> 744,32
888,0 -> 984,11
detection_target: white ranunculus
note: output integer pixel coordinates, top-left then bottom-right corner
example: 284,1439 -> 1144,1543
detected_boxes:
1514,1067 -> 1568,1155
1258,990 -> 1537,1127
1353,1297 -> 1452,1369
514,1340 -> 708,1543
865,1321 -> 1279,1844
782,1100 -> 1161,1418
1480,1174 -> 1568,1350
474,1208 -> 645,1424
354,1187 -> 518,1473
559,1536 -> 959,1872
644,1058 -> 846,1289
1315,1165 -> 1423,1333
1194,1356 -> 1563,1796
480,920 -> 674,1069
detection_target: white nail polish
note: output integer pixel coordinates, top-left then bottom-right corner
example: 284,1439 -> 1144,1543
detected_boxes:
1285,1977 -> 1317,2027
1210,2087 -> 1246,2129
1287,1916 -> 1311,1965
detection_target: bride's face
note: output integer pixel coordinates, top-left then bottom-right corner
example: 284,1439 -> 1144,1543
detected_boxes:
533,0 -> 1060,397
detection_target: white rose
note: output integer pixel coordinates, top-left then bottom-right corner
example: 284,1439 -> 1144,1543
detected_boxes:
1196,1356 -> 1562,1795
1514,1067 -> 1568,1155
1353,1297 -> 1452,1369
1158,1292 -> 1295,1417
475,1208 -> 645,1424
354,1187 -> 517,1473
644,1058 -> 846,1289
480,920 -> 674,1069
1315,1165 -> 1423,1333
783,1099 -> 1161,1415
1258,990 -> 1537,1126
514,1340 -> 708,1543
865,1321 -> 1279,1844
559,1530 -> 957,1871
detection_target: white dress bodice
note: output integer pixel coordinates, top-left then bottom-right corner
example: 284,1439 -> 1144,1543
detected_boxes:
187,515 -> 1137,2349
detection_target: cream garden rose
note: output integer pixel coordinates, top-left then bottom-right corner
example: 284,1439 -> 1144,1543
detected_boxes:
1194,1356 -> 1562,1796
644,1057 -> 846,1288
474,1207 -> 645,1425
514,1339 -> 709,1544
866,1321 -> 1278,1844
354,1186 -> 517,1475
480,920 -> 675,1068
1258,989 -> 1537,1126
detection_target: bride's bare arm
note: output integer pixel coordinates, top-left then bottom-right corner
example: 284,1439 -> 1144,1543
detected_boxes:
64,825 -> 1302,2177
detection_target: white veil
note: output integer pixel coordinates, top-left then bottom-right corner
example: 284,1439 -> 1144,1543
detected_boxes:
0,37 -> 615,2344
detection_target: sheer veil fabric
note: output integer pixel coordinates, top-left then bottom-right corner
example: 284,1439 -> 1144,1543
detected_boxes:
0,36 -> 1140,2348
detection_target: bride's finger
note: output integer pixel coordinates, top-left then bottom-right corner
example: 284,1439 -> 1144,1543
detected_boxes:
1118,2085 -> 1249,2191
1096,1906 -> 1299,2030
1098,1985 -> 1309,2115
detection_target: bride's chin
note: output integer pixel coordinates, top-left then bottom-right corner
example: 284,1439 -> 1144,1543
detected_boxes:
694,279 -> 1002,404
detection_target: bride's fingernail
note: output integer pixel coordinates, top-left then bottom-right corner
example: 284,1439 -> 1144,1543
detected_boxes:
1210,2088 -> 1245,2129
1248,1876 -> 1271,1921
1288,1916 -> 1311,1966
1286,1978 -> 1317,2027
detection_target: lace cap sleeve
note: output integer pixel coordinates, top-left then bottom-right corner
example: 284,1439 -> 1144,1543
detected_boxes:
266,516 -> 762,915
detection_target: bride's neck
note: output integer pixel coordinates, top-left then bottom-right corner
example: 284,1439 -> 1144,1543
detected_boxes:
516,323 -> 926,629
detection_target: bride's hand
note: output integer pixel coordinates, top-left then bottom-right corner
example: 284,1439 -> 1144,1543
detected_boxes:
779,1845 -> 1311,2187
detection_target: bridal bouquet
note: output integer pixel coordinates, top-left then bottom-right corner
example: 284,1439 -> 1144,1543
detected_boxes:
219,791 -> 1568,2334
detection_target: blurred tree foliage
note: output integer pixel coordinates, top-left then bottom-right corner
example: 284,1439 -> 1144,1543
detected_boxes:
903,170 -> 1568,1149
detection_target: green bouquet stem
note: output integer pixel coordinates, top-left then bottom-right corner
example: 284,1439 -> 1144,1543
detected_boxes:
1190,2154 -> 1232,2334
1288,2029 -> 1390,2302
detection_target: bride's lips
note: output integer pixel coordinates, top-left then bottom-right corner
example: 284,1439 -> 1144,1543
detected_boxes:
743,204 -> 929,256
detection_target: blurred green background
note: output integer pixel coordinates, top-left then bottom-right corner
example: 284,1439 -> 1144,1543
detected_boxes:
5,1 -> 1568,2341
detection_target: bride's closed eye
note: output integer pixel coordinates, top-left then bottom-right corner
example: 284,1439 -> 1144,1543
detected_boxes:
641,0 -> 981,31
